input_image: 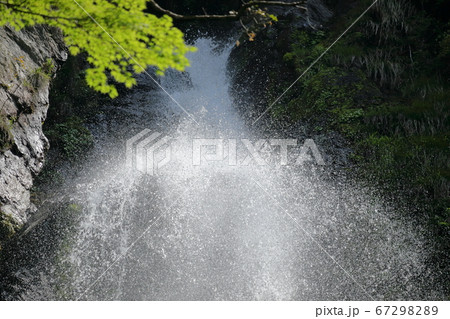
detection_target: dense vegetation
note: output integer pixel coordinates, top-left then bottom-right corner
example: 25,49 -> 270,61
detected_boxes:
251,0 -> 449,291
280,0 -> 449,226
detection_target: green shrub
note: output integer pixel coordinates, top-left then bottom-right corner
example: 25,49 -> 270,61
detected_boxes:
0,211 -> 20,249
28,58 -> 55,90
45,116 -> 93,160
0,115 -> 14,152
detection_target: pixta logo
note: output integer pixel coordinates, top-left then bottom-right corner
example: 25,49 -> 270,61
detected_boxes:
126,129 -> 172,175
192,138 -> 325,166
126,130 -> 325,175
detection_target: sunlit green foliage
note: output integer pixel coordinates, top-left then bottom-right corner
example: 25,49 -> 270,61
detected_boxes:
0,0 -> 195,97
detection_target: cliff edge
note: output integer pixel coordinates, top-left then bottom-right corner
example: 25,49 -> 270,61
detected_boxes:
0,25 -> 67,244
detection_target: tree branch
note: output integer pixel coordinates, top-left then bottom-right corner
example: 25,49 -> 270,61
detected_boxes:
1,1 -> 307,23
239,1 -> 308,13
148,0 -> 307,21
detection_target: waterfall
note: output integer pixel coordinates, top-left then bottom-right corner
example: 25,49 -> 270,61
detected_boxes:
3,37 -> 441,301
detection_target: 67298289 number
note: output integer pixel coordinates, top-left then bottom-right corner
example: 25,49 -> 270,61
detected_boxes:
375,306 -> 438,316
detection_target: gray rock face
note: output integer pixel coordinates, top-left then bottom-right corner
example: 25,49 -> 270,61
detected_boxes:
0,25 -> 67,226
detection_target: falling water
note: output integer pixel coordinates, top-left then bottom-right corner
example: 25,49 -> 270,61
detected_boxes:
1,37 -> 444,300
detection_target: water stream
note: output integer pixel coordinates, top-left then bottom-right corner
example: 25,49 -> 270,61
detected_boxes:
1,37 -> 443,300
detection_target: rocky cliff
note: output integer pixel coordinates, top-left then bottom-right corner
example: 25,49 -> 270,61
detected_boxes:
0,25 -> 67,244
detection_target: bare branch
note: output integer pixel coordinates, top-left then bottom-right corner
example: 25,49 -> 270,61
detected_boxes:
147,0 -> 307,21
1,0 -> 307,23
239,1 -> 307,13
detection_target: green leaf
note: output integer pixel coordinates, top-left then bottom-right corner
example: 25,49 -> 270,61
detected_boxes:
0,0 -> 195,97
